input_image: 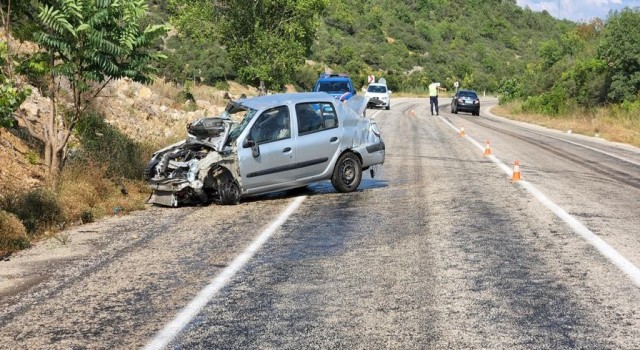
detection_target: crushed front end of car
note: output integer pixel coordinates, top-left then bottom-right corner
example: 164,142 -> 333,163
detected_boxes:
145,101 -> 252,207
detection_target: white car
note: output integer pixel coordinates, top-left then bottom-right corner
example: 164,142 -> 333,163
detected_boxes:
145,92 -> 385,206
365,83 -> 391,110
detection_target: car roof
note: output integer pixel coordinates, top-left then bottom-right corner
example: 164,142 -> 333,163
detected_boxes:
237,92 -> 336,111
457,89 -> 477,94
317,76 -> 351,82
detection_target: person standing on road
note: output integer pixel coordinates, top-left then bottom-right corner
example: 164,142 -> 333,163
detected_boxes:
429,79 -> 440,116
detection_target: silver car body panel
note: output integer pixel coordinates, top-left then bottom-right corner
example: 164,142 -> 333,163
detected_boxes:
146,92 -> 385,206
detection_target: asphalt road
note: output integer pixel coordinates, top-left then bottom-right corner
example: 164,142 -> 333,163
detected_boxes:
1,97 -> 639,349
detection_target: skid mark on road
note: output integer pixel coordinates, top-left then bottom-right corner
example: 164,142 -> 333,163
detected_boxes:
438,115 -> 640,288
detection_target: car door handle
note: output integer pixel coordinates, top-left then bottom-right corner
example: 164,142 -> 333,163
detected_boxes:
330,137 -> 338,142
282,147 -> 292,153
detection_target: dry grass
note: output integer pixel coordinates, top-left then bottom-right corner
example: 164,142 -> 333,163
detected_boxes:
57,163 -> 150,225
492,102 -> 640,148
0,210 -> 30,255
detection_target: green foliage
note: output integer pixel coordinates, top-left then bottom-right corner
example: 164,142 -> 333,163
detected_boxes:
2,188 -> 65,235
73,112 -> 147,180
25,150 -> 40,165
521,85 -> 571,116
167,0 -> 217,42
598,8 -> 640,103
562,58 -> 607,108
538,39 -> 562,68
14,52 -> 50,94
158,35 -> 234,85
0,78 -> 31,128
214,80 -> 230,91
0,42 -> 32,128
36,0 -> 169,85
216,0 -> 329,91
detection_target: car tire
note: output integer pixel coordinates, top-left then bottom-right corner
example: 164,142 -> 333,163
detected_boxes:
216,171 -> 241,205
385,104 -> 390,110
331,152 -> 362,193
143,158 -> 159,181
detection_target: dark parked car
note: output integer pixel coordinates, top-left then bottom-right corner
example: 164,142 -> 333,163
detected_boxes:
451,90 -> 480,116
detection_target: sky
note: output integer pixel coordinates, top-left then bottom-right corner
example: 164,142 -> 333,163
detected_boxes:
516,0 -> 640,22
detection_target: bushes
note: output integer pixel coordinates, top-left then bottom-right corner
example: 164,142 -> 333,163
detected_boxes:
521,85 -> 573,116
74,112 -> 148,179
0,210 -> 30,254
0,187 -> 65,235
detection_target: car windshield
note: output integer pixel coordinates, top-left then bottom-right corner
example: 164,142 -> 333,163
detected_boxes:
317,81 -> 350,93
227,108 -> 257,144
458,91 -> 478,99
367,85 -> 387,93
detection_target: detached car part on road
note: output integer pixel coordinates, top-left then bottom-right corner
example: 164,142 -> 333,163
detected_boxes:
144,92 -> 385,206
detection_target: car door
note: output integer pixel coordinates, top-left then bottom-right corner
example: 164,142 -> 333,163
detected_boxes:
294,101 -> 342,180
237,105 -> 297,192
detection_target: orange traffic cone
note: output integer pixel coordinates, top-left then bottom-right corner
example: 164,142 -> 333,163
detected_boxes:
459,126 -> 465,137
511,160 -> 522,181
484,140 -> 491,156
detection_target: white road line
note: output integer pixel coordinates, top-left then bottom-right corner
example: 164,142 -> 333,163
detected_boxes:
144,196 -> 307,350
439,115 -> 640,287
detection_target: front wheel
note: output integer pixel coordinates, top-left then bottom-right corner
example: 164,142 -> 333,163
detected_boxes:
216,172 -> 241,205
331,152 -> 362,193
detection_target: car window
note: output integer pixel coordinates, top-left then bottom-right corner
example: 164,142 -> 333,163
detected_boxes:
296,102 -> 338,135
317,82 -> 350,93
367,85 -> 387,93
249,106 -> 291,144
458,91 -> 478,99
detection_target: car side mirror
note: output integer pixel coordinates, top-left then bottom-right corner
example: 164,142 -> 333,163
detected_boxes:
388,90 -> 392,94
243,138 -> 260,157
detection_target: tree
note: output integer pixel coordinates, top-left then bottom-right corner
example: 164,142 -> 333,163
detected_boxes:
0,0 -> 32,128
598,8 -> 640,103
216,0 -> 328,91
21,0 -> 167,177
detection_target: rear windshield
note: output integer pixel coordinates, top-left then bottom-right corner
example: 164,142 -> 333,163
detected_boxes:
367,85 -> 387,93
458,91 -> 478,98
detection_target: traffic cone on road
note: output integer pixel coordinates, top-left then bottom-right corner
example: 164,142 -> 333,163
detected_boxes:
511,160 -> 522,182
459,126 -> 465,137
484,140 -> 491,156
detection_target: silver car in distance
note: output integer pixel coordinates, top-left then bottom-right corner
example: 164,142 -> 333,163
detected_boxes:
145,92 -> 385,206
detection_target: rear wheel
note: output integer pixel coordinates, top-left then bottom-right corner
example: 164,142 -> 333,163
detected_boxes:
331,152 -> 362,193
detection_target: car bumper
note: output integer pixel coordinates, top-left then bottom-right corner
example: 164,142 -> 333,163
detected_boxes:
457,104 -> 480,112
366,97 -> 390,108
147,178 -> 204,206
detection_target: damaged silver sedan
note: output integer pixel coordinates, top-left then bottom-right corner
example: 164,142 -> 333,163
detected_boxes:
144,92 -> 385,206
